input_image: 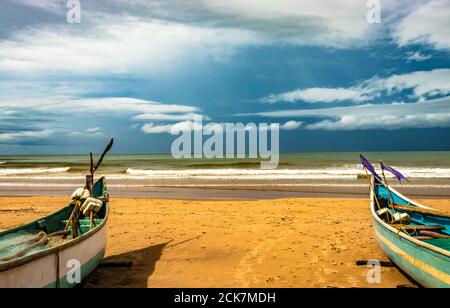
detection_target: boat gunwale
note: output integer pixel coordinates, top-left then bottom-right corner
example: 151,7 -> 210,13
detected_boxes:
0,199 -> 109,272
370,176 -> 450,258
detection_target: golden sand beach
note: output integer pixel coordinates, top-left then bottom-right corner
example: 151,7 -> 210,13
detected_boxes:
0,196 -> 448,288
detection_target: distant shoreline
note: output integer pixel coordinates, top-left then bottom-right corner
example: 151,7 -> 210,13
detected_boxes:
1,150 -> 450,155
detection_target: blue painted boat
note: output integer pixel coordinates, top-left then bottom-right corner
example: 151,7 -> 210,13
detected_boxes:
370,176 -> 450,288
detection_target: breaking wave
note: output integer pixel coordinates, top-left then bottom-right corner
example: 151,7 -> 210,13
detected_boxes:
0,167 -> 71,176
126,167 -> 450,180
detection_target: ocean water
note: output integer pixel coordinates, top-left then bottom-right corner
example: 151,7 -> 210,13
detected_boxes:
0,152 -> 449,185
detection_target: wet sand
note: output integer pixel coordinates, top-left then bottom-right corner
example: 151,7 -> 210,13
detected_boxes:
1,183 -> 450,200
0,196 -> 448,288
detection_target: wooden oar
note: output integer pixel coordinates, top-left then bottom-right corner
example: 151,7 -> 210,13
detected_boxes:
420,230 -> 450,239
64,200 -> 85,238
93,138 -> 114,174
89,152 -> 94,192
87,139 -> 113,231
393,204 -> 450,219
413,236 -> 434,241
392,224 -> 444,231
64,201 -> 81,232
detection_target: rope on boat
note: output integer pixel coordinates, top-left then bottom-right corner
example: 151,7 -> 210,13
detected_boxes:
371,179 -> 416,236
369,167 -> 449,241
394,204 -> 450,219
0,231 -> 46,254
393,223 -> 417,237
0,230 -> 69,262
420,230 -> 450,239
1,236 -> 48,262
64,200 -> 81,235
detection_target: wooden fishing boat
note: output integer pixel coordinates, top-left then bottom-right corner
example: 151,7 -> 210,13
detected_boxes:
0,177 -> 109,288
370,176 -> 450,288
0,139 -> 114,288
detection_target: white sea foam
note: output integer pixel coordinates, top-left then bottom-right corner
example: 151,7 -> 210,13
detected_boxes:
125,167 -> 450,180
0,182 -> 450,189
0,165 -> 449,180
0,162 -> 6,165
126,168 -> 357,180
0,167 -> 70,176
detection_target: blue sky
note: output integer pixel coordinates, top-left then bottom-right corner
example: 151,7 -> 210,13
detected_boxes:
0,0 -> 449,154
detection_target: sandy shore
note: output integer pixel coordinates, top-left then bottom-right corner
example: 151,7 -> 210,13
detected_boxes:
0,196 -> 448,288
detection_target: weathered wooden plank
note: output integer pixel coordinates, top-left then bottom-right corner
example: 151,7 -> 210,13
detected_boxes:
420,230 -> 450,239
392,224 -> 444,231
394,204 -> 450,219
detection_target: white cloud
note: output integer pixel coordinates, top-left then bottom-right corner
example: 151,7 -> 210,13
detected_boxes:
133,112 -> 207,121
244,96 -> 450,130
68,127 -> 104,138
405,51 -> 431,62
371,68 -> 450,98
9,0 -> 65,15
141,123 -> 174,134
0,96 -> 206,143
0,0 -> 421,80
86,127 -> 102,134
260,68 -> 450,104
261,88 -> 371,104
0,129 -> 53,142
65,97 -> 199,115
203,0 -> 382,48
141,120 -> 204,134
393,0 -> 450,50
306,113 -> 450,131
0,17 -> 261,75
0,96 -> 201,121
86,127 -> 101,133
280,120 -> 302,130
141,120 -> 301,134
0,0 -> 439,83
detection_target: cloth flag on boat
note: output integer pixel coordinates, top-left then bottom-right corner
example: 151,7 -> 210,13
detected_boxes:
380,162 -> 408,182
359,154 -> 381,180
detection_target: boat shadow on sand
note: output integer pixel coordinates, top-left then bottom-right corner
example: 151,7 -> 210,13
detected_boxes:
81,235 -> 202,288
81,241 -> 170,288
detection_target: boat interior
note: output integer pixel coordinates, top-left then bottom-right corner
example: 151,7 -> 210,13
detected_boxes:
374,180 -> 450,252
0,177 -> 108,263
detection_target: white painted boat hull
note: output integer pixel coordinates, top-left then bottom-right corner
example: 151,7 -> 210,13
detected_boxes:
0,220 -> 107,288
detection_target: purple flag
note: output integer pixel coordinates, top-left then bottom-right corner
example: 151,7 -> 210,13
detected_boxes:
380,162 -> 408,182
359,154 -> 381,179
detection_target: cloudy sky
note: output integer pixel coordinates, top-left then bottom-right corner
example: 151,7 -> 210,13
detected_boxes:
0,0 -> 449,154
